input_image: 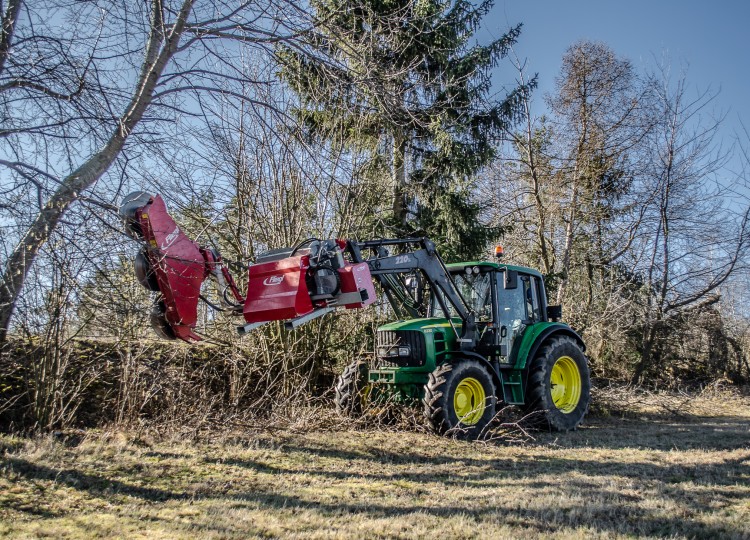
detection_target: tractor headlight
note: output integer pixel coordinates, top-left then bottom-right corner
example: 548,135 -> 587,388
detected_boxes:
377,346 -> 411,358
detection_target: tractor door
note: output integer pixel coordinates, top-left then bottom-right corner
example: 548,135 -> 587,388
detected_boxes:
496,270 -> 532,361
469,270 -> 500,357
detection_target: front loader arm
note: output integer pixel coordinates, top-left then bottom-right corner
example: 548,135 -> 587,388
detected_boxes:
348,238 -> 478,350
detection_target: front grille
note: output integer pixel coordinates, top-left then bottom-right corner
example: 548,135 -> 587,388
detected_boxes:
376,330 -> 426,367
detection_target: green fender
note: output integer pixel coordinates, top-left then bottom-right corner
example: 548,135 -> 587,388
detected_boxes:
512,322 -> 586,370
444,351 -> 503,395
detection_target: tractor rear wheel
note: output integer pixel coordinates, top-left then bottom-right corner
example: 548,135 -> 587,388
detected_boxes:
334,361 -> 369,417
525,336 -> 590,431
423,360 -> 496,439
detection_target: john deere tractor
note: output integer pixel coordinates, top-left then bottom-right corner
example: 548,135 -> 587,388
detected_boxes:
334,239 -> 591,439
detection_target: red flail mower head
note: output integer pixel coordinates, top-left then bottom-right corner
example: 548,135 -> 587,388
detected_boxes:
119,193 -> 375,342
120,193 -> 208,341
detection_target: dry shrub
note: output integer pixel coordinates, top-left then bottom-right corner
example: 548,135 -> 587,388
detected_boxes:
589,379 -> 749,420
0,306 -> 382,435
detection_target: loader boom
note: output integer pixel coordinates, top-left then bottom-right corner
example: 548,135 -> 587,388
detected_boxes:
347,238 -> 478,350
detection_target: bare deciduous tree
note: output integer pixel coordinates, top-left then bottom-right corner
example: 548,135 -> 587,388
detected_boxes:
631,71 -> 750,383
548,41 -> 654,307
0,0 -> 310,342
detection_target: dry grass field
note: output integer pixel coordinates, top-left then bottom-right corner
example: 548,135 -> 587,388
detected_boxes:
1,387 -> 749,539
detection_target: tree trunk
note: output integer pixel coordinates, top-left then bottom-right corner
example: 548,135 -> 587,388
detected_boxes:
392,135 -> 408,228
0,0 -> 194,342
0,0 -> 22,75
632,321 -> 658,385
556,177 -> 579,304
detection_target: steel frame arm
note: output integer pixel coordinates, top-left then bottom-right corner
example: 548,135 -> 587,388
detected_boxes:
347,238 -> 477,350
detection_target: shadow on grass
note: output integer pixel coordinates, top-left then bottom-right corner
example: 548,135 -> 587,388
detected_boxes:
213,489 -> 746,539
207,440 -> 750,489
4,411 -> 749,538
5,439 -> 749,539
4,457 -> 189,503
554,413 -> 750,451
214,440 -> 748,538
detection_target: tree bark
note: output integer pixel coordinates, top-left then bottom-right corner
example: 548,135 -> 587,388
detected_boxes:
632,321 -> 658,385
556,176 -> 579,304
0,0 -> 22,75
392,135 -> 408,228
0,0 -> 195,342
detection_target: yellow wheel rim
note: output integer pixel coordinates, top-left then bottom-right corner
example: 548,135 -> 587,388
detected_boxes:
453,377 -> 486,425
550,356 -> 582,414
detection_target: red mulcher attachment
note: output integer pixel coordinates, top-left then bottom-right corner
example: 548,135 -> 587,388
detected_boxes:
120,193 -> 209,341
119,192 -> 375,342
242,242 -> 376,333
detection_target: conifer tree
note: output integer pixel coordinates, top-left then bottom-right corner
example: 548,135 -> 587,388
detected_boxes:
279,0 -> 530,259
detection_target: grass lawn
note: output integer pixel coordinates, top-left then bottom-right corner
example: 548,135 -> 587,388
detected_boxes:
1,388 -> 749,539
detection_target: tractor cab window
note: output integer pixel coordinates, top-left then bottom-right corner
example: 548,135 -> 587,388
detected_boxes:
496,271 -> 539,359
430,270 -> 493,322
497,276 -> 525,332
522,276 -> 542,322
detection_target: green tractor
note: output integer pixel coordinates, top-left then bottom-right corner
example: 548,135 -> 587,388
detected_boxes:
335,239 -> 590,439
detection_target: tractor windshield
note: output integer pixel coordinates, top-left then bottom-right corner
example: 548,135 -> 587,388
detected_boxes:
430,271 -> 493,322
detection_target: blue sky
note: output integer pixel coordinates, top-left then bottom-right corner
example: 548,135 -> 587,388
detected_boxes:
483,0 -> 750,166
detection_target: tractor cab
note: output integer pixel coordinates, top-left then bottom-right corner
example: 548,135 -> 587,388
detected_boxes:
431,262 -> 552,366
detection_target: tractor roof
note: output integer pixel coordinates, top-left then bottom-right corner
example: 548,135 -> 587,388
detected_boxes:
446,260 -> 544,279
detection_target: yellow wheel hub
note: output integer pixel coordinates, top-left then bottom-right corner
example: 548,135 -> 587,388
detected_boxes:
550,356 -> 582,414
453,377 -> 486,425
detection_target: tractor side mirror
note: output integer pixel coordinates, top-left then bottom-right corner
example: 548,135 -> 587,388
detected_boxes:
504,270 -> 518,290
547,305 -> 562,321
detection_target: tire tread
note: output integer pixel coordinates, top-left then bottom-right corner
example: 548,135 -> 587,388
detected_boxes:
525,336 -> 590,431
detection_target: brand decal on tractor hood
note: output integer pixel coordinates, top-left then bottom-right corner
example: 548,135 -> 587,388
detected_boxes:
263,275 -> 284,286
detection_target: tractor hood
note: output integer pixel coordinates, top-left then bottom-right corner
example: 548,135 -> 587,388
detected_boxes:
378,317 -> 460,333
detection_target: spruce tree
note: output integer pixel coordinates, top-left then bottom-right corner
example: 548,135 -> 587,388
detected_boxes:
279,0 -> 530,260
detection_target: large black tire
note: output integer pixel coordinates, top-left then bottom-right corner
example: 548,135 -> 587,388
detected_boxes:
525,336 -> 590,431
334,361 -> 369,417
423,360 -> 497,439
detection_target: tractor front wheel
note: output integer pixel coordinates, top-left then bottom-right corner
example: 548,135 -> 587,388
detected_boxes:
423,360 -> 496,439
334,361 -> 369,417
525,336 -> 590,431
